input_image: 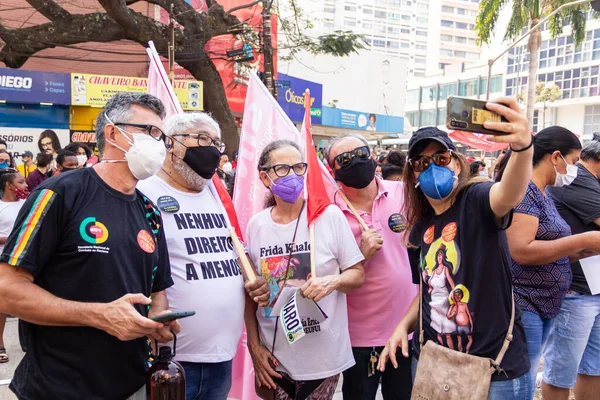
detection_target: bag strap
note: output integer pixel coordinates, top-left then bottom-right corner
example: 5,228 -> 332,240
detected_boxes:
270,201 -> 306,355
492,292 -> 515,367
418,270 -> 516,368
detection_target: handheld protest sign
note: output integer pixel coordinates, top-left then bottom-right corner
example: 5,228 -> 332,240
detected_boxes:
228,227 -> 257,283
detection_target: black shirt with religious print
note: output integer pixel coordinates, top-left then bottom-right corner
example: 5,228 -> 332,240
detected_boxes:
408,182 -> 529,381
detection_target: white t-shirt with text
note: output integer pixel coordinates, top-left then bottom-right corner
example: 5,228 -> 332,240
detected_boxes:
246,205 -> 364,380
138,176 -> 245,363
0,200 -> 25,254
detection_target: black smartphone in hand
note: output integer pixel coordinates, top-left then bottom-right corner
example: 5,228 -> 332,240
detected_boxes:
446,96 -> 509,135
150,310 -> 196,323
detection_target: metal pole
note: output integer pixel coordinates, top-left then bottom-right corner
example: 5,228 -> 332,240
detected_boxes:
486,59 -> 493,100
169,3 -> 175,85
262,0 -> 276,98
485,0 -> 591,99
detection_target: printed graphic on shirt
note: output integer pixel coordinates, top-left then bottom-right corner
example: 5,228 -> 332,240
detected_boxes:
173,211 -> 242,281
78,216 -> 110,254
421,224 -> 474,354
137,230 -> 156,253
259,242 -> 312,318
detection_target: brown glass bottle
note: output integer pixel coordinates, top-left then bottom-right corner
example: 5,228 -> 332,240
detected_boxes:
147,346 -> 185,400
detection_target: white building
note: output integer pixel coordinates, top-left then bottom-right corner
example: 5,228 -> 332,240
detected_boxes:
505,14 -> 600,139
300,0 -> 481,78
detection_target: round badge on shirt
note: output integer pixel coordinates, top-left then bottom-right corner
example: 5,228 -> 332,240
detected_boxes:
157,195 -> 180,213
388,213 -> 407,233
137,230 -> 156,253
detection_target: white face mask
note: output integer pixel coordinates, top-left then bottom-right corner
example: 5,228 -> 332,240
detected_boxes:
76,155 -> 88,167
479,170 -> 489,177
552,155 -> 578,187
222,162 -> 233,174
103,117 -> 166,180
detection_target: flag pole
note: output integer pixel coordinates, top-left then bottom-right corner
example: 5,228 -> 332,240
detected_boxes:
337,191 -> 369,231
229,227 -> 257,283
304,89 -> 317,279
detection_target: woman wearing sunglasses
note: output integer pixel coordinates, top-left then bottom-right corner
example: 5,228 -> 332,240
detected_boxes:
378,97 -> 534,399
245,140 -> 364,400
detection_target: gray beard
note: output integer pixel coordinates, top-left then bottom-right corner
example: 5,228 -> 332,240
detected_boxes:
172,156 -> 208,191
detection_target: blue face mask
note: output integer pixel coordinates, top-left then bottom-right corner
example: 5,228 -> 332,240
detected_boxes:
0,162 -> 8,169
416,163 -> 456,200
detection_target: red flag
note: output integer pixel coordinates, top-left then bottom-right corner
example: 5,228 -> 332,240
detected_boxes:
212,175 -> 244,240
449,130 -> 509,152
302,91 -> 331,226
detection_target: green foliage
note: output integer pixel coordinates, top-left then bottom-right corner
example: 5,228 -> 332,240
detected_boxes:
518,81 -> 562,104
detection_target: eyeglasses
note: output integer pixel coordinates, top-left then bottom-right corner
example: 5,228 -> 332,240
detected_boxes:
334,146 -> 370,168
265,162 -> 308,178
172,133 -> 226,152
40,141 -> 53,148
409,150 -> 453,172
113,123 -> 165,141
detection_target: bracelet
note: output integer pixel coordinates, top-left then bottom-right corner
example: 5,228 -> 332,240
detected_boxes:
510,134 -> 534,153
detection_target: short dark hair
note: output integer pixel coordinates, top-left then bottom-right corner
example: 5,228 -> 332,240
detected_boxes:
382,150 -> 406,179
38,129 -> 62,153
95,92 -> 166,157
0,149 -> 13,168
0,139 -> 7,148
56,150 -> 77,167
36,152 -> 53,168
64,142 -> 92,159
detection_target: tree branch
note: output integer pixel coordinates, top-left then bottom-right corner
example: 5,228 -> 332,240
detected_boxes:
125,0 -> 201,28
25,0 -> 71,22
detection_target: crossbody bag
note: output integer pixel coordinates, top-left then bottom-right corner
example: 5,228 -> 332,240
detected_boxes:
411,275 -> 515,400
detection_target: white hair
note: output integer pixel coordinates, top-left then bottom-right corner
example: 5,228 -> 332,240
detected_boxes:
165,112 -> 221,138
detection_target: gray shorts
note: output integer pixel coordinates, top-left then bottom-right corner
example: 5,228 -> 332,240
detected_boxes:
457,325 -> 471,336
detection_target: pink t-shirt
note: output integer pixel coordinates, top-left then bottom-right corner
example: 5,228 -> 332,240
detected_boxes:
335,178 -> 418,347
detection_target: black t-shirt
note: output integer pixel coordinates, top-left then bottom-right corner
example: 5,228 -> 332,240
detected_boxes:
408,182 -> 529,381
547,164 -> 600,295
0,168 -> 173,400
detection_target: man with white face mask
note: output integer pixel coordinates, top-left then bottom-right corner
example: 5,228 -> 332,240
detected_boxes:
0,92 -> 179,400
137,112 -> 270,400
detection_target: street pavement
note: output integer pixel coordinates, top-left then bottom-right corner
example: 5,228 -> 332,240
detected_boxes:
0,318 -> 379,400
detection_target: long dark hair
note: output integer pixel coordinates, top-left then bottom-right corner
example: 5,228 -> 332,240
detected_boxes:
0,169 -> 17,198
402,140 -> 484,246
382,150 -> 406,179
257,140 -> 302,208
434,243 -> 454,272
38,129 -> 62,154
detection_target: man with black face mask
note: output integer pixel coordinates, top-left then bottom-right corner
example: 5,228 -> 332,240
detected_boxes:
325,133 -> 418,400
137,112 -> 270,400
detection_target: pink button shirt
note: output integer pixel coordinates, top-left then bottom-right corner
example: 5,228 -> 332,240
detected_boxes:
335,178 -> 418,347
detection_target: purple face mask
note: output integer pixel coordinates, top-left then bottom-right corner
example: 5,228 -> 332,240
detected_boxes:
270,174 -> 304,203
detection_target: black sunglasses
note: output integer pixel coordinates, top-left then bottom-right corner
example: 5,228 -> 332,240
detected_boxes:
114,123 -> 165,141
334,146 -> 370,168
409,150 -> 453,172
265,163 -> 308,178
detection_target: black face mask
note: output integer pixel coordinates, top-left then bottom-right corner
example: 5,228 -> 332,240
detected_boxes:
334,157 -> 376,189
182,145 -> 221,179
61,167 -> 77,173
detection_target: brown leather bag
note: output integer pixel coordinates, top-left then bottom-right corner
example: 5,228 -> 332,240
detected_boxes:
411,277 -> 515,400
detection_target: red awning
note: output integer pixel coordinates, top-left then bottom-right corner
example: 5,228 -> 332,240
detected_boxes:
449,130 -> 509,152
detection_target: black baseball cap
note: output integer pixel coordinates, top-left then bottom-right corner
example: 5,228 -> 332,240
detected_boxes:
21,151 -> 33,158
408,127 -> 456,158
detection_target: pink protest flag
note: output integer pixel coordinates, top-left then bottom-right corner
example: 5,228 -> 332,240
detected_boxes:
146,41 -> 183,119
232,72 -> 302,233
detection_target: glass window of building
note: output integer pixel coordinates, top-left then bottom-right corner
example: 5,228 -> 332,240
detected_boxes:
407,89 -> 420,104
387,41 -> 400,49
375,10 -> 386,18
325,7 -> 335,13
407,111 -> 419,127
416,30 -> 427,37
421,86 -> 437,102
456,22 -> 468,30
363,8 -> 373,14
344,5 -> 357,12
373,39 -> 385,47
415,44 -> 427,50
415,58 -> 426,64
388,26 -> 400,34
437,108 -> 447,126
439,83 -> 458,100
455,36 -> 467,44
459,79 -> 478,96
420,109 -> 436,126
401,27 -> 411,34
441,34 -> 453,42
440,49 -> 453,56
584,105 -> 600,136
442,6 -> 454,13
441,20 -> 454,28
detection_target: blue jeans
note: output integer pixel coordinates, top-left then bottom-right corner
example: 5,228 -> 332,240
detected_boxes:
179,360 -> 232,400
520,310 -> 555,400
543,292 -> 600,388
411,356 -> 529,399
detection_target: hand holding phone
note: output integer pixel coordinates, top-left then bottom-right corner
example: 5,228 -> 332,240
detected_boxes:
150,310 -> 196,323
446,96 -> 509,135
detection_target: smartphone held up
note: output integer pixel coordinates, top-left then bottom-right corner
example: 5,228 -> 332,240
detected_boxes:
446,96 -> 509,135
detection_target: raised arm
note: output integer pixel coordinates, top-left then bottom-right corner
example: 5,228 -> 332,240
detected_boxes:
485,97 -> 534,219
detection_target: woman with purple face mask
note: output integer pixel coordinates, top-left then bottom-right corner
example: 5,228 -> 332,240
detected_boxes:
245,140 -> 365,400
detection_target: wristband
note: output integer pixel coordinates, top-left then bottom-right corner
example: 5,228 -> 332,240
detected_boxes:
510,134 -> 534,153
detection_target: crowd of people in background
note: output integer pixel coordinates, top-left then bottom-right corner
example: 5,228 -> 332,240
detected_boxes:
0,92 -> 599,400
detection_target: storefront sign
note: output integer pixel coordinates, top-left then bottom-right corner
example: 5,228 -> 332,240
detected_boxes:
277,73 -> 322,124
321,106 -> 404,133
0,127 -> 70,157
0,68 -> 70,105
70,73 -> 203,110
70,130 -> 97,144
